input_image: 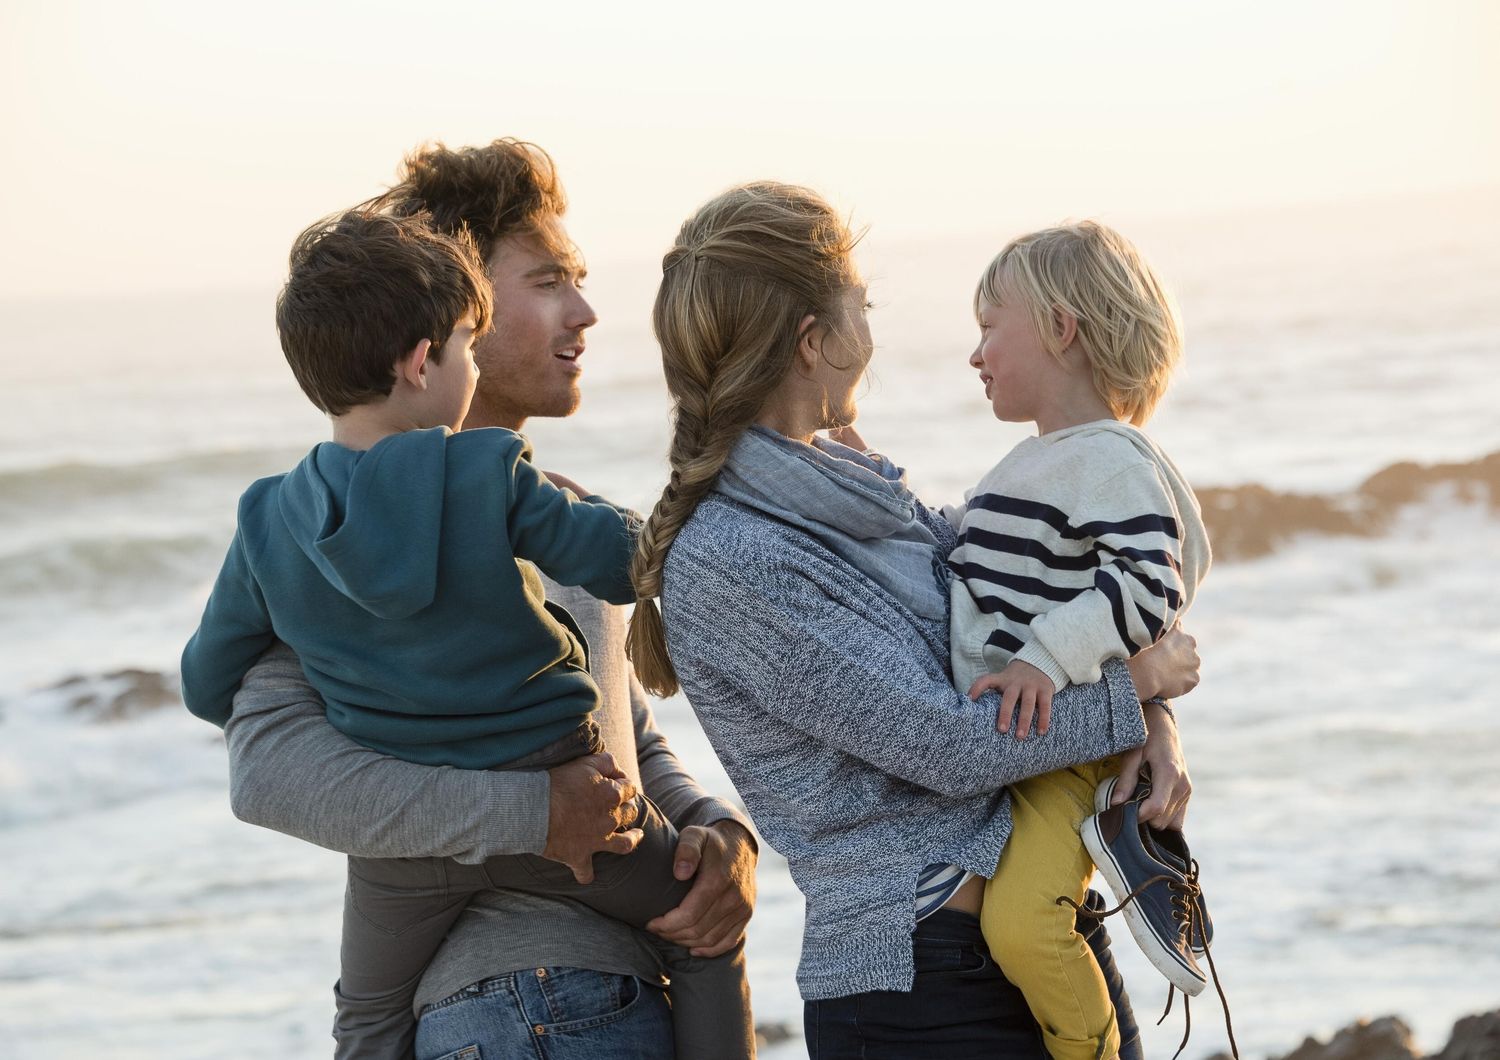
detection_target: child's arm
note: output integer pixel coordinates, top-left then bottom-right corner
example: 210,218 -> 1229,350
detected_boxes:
226,642 -> 647,863
1003,461 -> 1198,695
180,528 -> 276,727
504,443 -> 640,605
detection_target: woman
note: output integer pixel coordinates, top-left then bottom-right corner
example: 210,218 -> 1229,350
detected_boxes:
626,182 -> 1198,1058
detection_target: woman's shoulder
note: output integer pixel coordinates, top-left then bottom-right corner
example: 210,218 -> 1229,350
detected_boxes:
663,495 -> 914,624
668,494 -> 823,580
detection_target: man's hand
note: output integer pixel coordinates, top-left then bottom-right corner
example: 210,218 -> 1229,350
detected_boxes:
542,753 -> 644,884
645,820 -> 758,957
969,659 -> 1057,739
1126,624 -> 1199,701
1112,701 -> 1191,829
541,470 -> 588,496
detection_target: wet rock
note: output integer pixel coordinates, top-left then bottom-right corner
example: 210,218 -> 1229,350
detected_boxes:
1432,1010 -> 1500,1060
1274,1016 -> 1419,1060
1205,1012 -> 1500,1060
1196,449 -> 1500,562
756,1020 -> 797,1047
53,669 -> 179,722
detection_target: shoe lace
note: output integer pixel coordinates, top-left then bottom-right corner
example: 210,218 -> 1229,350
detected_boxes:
1058,860 -> 1238,1060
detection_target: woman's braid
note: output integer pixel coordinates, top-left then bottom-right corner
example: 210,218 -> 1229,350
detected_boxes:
626,183 -> 858,696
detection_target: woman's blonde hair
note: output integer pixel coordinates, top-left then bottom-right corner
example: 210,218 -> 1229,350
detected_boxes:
626,182 -> 861,696
976,221 -> 1183,426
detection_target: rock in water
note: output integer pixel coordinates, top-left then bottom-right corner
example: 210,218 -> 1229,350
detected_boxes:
1432,1010 -> 1500,1060
53,669 -> 180,722
1274,1017 -> 1420,1060
756,1021 -> 797,1047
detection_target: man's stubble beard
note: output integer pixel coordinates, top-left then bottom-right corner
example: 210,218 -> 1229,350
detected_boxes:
461,378 -> 581,432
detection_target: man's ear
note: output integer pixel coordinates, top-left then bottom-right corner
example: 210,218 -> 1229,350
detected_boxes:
1052,308 -> 1079,351
396,339 -> 434,390
794,313 -> 822,374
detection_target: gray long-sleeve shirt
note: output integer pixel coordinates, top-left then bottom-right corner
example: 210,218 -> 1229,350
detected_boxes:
224,576 -> 752,1013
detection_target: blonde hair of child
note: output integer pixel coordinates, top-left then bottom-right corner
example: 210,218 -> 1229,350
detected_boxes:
975,221 -> 1183,426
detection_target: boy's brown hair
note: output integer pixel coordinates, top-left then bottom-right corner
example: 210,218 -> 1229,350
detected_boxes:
275,210 -> 493,415
377,138 -> 572,264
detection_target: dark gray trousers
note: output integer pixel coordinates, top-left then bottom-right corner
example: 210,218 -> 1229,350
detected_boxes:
329,724 -> 752,1060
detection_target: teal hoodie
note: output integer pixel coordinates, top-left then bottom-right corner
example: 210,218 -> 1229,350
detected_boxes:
180,427 -> 640,768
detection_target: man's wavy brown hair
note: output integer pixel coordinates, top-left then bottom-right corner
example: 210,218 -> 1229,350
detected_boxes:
377,139 -> 572,263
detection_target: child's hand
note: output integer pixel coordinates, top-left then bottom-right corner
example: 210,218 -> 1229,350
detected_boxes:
968,660 -> 1056,739
826,424 -> 869,452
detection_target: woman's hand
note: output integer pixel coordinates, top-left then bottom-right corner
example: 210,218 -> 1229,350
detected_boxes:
1112,701 -> 1191,829
1126,623 -> 1199,701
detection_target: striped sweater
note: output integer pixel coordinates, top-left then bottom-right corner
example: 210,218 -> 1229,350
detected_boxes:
947,420 -> 1211,692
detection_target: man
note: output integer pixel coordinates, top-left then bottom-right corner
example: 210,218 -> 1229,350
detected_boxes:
225,140 -> 757,1059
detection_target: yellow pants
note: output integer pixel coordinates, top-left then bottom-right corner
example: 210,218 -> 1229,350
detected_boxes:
981,756 -> 1120,1060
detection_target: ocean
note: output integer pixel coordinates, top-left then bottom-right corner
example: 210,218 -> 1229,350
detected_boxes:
2,187 -> 1497,1058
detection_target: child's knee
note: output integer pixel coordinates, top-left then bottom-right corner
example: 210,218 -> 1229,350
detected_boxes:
982,885 -> 1085,975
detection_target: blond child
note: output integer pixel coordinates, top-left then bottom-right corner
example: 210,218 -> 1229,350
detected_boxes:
946,221 -> 1212,1060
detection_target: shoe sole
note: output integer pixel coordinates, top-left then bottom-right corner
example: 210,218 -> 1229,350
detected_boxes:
1081,810 -> 1207,997
1094,776 -> 1210,957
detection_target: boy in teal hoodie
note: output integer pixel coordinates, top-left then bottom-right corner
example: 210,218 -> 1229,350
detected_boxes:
181,210 -> 750,1059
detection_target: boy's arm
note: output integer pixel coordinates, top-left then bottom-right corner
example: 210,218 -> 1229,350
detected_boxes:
180,529 -> 275,727
225,642 -> 551,861
1005,462 -> 1195,690
504,444 -> 640,605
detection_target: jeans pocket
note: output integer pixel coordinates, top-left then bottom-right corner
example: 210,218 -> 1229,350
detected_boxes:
914,940 -> 996,981
427,1047 -> 481,1060
532,969 -> 655,1033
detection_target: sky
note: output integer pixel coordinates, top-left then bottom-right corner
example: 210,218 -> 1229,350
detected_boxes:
3,0 -> 1497,297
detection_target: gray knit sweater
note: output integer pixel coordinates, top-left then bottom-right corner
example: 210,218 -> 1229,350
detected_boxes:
662,490 -> 1146,1001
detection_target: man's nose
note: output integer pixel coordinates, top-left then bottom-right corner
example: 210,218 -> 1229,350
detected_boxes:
568,288 -> 599,330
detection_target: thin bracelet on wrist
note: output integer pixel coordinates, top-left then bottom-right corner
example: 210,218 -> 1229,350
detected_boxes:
1143,695 -> 1176,721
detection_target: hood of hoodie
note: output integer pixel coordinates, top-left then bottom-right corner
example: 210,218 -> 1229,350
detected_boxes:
714,426 -> 950,619
277,428 -> 448,619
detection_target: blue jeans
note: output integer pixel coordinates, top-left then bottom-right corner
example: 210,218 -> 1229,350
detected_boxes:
805,895 -> 1142,1059
414,967 -> 672,1060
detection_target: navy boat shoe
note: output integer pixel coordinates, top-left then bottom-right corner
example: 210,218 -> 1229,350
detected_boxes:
1080,783 -> 1207,996
1094,774 -> 1214,955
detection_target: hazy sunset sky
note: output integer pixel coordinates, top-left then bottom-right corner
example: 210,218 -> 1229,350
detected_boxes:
4,0 -> 1497,296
